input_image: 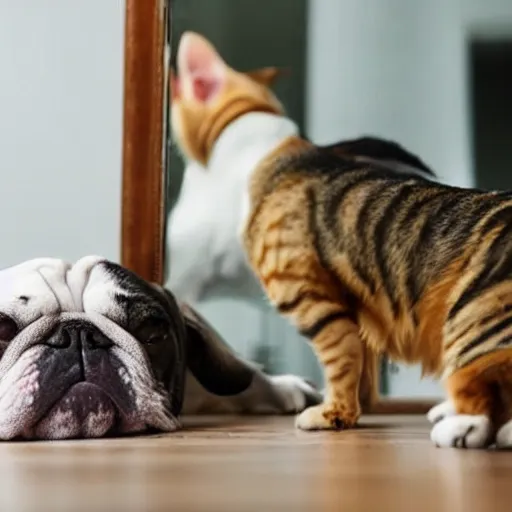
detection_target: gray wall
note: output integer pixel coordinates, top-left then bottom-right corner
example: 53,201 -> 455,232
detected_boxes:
0,1 -> 125,268
307,0 -> 473,189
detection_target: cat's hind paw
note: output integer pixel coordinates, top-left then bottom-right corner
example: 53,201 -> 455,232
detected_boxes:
496,419 -> 512,449
430,414 -> 492,449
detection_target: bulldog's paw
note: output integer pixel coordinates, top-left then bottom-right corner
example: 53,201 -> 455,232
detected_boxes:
270,375 -> 322,413
427,400 -> 456,424
496,419 -> 512,449
430,414 -> 492,449
295,402 -> 360,431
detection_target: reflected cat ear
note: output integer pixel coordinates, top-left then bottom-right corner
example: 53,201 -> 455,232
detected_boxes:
176,31 -> 227,103
245,67 -> 289,87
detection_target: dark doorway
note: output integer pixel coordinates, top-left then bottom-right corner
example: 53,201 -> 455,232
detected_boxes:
470,40 -> 512,191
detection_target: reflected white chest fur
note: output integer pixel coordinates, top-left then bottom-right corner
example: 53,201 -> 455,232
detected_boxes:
167,112 -> 299,302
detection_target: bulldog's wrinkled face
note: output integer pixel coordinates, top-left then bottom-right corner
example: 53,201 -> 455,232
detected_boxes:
0,256 -> 185,440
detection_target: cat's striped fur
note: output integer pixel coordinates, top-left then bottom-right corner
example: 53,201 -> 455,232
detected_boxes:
245,135 -> 512,430
171,31 -> 512,440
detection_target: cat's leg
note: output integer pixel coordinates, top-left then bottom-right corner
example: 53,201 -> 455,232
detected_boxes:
293,311 -> 364,431
430,368 -> 494,449
252,226 -> 364,430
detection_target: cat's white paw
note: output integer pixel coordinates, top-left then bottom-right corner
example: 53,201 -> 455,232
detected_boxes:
427,400 -> 456,424
430,415 -> 491,449
496,419 -> 512,449
270,375 -> 322,413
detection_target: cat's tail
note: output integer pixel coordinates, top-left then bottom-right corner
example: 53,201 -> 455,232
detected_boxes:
321,136 -> 436,180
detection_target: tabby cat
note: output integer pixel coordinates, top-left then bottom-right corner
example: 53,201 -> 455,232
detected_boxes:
171,31 -> 512,449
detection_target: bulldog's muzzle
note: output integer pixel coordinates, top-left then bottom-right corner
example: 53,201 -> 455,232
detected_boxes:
0,312 -> 178,440
25,318 -> 153,439
0,256 -> 183,440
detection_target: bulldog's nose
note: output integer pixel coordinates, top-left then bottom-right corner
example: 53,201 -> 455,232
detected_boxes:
45,322 -> 113,349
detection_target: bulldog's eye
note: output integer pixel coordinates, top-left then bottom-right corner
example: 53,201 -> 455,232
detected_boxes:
0,315 -> 18,342
133,318 -> 169,346
145,332 -> 166,345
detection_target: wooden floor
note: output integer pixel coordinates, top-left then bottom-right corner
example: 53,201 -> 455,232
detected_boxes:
0,415 -> 510,512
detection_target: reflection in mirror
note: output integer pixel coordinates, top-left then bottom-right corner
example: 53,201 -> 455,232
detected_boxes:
164,0 -> 512,400
165,0 -> 322,388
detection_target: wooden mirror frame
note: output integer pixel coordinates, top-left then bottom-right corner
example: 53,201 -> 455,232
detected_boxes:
118,0 -> 437,415
120,0 -> 169,285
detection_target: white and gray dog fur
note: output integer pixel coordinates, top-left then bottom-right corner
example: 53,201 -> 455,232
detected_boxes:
0,255 -> 320,440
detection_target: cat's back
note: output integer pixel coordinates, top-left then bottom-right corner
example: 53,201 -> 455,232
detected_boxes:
249,135 -> 436,203
244,135 -> 512,307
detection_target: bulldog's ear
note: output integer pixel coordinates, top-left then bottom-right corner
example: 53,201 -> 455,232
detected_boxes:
178,302 -> 254,396
245,66 -> 288,87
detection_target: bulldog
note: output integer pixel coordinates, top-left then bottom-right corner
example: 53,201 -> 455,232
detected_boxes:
0,256 -> 321,440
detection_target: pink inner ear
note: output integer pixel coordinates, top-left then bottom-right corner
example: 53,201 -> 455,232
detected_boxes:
178,32 -> 226,102
191,74 -> 221,102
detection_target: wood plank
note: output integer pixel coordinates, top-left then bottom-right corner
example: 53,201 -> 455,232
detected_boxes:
0,415 -> 510,511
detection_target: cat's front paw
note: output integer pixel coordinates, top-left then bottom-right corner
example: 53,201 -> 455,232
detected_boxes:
295,402 -> 360,431
430,415 -> 492,449
427,400 -> 456,424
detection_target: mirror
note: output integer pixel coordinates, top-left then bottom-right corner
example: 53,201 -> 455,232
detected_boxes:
165,0 -> 323,389
164,0 -> 512,400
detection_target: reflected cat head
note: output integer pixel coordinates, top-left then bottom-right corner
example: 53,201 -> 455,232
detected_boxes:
170,31 -> 287,165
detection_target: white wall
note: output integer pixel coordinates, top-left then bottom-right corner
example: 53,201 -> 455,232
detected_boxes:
463,0 -> 512,37
0,1 -> 125,269
306,0 -> 472,188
